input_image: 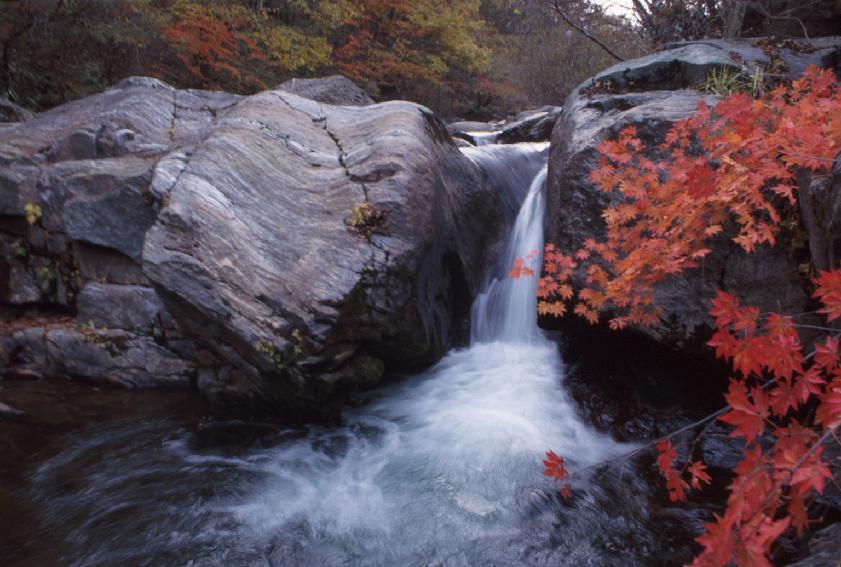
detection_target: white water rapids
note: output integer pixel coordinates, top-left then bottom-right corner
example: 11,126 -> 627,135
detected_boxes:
23,142 -> 635,566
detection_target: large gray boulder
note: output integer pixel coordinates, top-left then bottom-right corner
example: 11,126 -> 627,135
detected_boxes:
2,325 -> 194,389
142,90 -> 500,412
277,75 -> 374,106
544,38 -> 838,347
587,37 -> 841,94
0,77 -> 504,415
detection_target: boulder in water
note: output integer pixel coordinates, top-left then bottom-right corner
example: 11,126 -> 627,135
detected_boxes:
449,108 -> 563,146
496,106 -> 562,144
446,120 -> 501,146
0,77 -> 505,416
545,38 -> 840,350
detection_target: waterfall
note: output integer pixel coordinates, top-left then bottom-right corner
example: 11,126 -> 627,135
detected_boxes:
471,166 -> 547,343
461,141 -> 548,343
461,142 -> 548,222
25,141 -> 627,567
465,130 -> 501,146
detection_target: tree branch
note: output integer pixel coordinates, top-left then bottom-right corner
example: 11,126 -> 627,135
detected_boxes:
752,0 -> 810,39
546,0 -> 625,62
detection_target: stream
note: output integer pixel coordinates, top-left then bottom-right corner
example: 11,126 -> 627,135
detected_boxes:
2,142 -> 699,566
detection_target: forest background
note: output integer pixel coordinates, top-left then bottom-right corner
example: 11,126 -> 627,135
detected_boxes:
1,0 -> 684,120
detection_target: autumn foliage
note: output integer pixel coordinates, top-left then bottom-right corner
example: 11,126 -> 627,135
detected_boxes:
535,66 -> 841,330
531,66 -> 841,566
0,0 -> 486,111
689,285 -> 841,566
1,0 -> 647,118
334,0 -> 487,100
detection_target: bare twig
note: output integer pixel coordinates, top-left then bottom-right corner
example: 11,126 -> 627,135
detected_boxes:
546,0 -> 625,62
753,0 -> 810,39
568,406 -> 729,479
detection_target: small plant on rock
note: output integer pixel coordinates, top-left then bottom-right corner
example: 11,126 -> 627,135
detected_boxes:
11,239 -> 27,258
36,258 -> 56,292
702,65 -> 771,98
256,340 -> 285,370
348,201 -> 387,238
24,202 -> 42,225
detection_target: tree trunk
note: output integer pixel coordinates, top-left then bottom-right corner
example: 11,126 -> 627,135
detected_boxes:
722,0 -> 749,38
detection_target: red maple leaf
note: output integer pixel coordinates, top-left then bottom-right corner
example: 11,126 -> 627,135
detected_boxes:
720,381 -> 769,444
688,461 -> 712,491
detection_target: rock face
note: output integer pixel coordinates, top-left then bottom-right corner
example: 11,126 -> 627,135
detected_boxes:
447,120 -> 502,146
497,106 -> 563,144
786,523 -> 841,567
800,153 -> 841,272
277,75 -> 374,106
0,76 -> 503,416
591,37 -> 841,93
545,38 -> 841,348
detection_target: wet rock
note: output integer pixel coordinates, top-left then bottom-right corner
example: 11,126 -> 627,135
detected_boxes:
558,315 -> 728,443
143,90 -> 501,413
787,523 -> 841,566
1,77 -> 504,414
698,424 -> 745,472
545,40 -> 830,351
2,321 -> 193,389
278,75 -> 374,106
75,283 -> 165,332
497,106 -> 563,144
0,401 -> 26,419
43,327 -> 193,389
800,152 -> 841,271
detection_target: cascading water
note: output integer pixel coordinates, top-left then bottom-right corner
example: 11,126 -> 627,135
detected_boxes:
15,142 -> 643,567
471,165 -> 547,343
465,130 -> 501,146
